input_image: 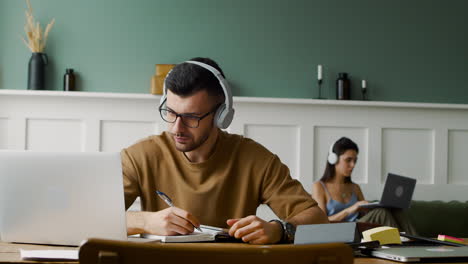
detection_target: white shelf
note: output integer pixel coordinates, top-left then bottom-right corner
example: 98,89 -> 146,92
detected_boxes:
0,89 -> 159,100
1,89 -> 467,110
234,96 -> 468,110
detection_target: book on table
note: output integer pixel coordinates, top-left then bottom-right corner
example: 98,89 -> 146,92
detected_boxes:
142,225 -> 235,243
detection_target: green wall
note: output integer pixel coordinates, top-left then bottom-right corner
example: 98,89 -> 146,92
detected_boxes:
1,0 -> 468,103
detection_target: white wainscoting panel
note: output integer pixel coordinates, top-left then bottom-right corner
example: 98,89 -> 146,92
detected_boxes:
448,130 -> 468,185
1,90 -> 468,201
26,119 -> 83,151
244,124 -> 299,179
100,121 -> 160,152
382,128 -> 434,184
314,126 -> 368,184
0,118 -> 8,149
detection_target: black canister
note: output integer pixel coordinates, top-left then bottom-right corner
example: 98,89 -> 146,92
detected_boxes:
64,68 -> 76,91
27,52 -> 48,90
336,72 -> 351,100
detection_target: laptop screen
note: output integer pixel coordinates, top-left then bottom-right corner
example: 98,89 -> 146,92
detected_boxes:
0,151 -> 127,246
380,173 -> 417,209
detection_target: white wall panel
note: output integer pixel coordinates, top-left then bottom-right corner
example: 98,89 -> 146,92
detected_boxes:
382,128 -> 434,184
244,124 -> 299,179
314,127 -> 368,184
100,121 -> 159,152
26,119 -> 83,151
0,118 -> 8,149
448,130 -> 468,185
1,90 -> 468,201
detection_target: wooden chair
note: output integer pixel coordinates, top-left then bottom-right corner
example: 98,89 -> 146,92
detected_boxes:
79,238 -> 353,264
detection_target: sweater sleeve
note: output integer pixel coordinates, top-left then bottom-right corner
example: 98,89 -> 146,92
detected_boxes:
260,155 -> 317,221
121,148 -> 141,210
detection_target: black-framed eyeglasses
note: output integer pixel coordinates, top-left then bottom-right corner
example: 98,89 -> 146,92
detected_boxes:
159,104 -> 220,128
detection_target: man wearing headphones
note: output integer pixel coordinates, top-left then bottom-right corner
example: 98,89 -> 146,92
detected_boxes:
122,57 -> 328,244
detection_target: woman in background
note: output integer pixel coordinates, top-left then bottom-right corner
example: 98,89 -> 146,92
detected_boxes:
311,137 -> 417,234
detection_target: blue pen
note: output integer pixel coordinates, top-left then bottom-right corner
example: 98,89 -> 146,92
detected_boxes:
156,190 -> 202,232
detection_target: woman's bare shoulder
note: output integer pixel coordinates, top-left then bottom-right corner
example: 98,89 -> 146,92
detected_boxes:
312,180 -> 326,188
351,182 -> 362,191
312,181 -> 325,192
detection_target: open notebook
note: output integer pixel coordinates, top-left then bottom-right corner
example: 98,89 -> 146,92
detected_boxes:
142,225 -> 233,243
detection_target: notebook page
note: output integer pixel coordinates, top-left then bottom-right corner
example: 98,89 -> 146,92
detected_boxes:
20,249 -> 78,260
142,232 -> 215,242
141,225 -> 225,243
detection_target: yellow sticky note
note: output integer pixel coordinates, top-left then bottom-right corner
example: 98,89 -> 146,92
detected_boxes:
362,226 -> 401,245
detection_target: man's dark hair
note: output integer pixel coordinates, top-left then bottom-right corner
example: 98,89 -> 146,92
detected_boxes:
164,57 -> 226,101
320,137 -> 359,184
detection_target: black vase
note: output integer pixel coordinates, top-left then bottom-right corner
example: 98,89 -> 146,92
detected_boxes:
28,52 -> 48,90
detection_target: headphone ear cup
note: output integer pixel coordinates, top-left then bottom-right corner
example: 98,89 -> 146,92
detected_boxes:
221,109 -> 234,129
328,152 -> 338,165
214,104 -> 226,128
214,104 -> 235,129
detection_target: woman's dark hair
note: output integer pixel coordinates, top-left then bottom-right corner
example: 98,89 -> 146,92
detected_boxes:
320,137 -> 359,183
164,57 -> 226,101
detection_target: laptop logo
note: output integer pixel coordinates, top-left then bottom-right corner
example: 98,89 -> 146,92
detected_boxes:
427,248 -> 455,252
395,186 -> 404,197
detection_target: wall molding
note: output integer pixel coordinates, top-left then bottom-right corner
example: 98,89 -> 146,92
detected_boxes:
2,89 -> 468,109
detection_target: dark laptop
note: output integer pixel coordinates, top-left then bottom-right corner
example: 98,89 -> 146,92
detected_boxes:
360,173 -> 416,209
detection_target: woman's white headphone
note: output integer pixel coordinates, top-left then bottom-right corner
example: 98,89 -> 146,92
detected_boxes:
159,60 -> 235,129
327,140 -> 339,165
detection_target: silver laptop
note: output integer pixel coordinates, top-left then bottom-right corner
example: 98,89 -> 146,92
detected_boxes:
360,173 -> 416,209
0,151 -> 127,246
370,246 -> 468,262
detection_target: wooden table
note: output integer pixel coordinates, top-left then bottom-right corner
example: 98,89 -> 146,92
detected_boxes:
1,240 -> 467,264
2,240 -> 353,264
0,242 -> 76,264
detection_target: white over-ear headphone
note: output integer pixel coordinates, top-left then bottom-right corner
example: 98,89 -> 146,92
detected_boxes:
328,140 -> 338,165
159,60 -> 235,129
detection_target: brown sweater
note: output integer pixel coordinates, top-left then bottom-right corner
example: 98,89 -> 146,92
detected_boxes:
121,130 -> 317,228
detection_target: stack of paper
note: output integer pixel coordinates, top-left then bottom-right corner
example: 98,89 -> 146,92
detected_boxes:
20,249 -> 78,261
362,226 -> 401,245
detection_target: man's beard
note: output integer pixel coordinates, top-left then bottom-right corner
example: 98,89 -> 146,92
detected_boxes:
172,129 -> 211,153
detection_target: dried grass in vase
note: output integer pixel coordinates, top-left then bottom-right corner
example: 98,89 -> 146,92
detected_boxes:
21,0 -> 55,53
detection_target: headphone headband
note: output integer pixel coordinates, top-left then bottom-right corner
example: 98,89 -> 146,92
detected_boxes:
184,61 -> 233,114
159,60 -> 235,129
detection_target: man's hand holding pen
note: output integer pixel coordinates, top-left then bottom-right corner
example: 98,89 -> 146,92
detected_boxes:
142,207 -> 201,236
153,191 -> 202,235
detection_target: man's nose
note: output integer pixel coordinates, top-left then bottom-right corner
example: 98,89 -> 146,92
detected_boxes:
170,116 -> 185,133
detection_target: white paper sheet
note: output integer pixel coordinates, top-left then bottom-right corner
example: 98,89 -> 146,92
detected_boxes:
20,249 -> 78,260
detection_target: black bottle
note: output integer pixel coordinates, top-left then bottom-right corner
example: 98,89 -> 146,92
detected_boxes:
336,72 -> 351,100
63,68 -> 75,91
